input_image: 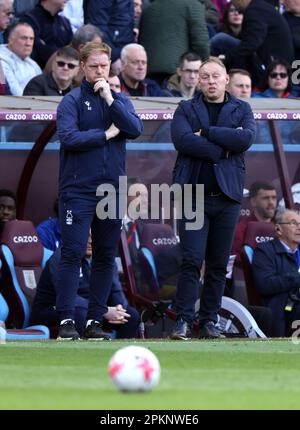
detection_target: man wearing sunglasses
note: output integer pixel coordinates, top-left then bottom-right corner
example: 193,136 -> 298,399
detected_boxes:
252,209 -> 300,336
23,46 -> 80,96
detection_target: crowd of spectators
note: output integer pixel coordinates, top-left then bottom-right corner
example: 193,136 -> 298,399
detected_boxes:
0,0 -> 297,99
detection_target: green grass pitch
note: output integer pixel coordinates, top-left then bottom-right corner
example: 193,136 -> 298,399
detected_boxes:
0,339 -> 300,410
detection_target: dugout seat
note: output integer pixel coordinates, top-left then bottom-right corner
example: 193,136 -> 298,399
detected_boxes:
138,222 -> 181,301
0,257 -> 49,340
0,220 -> 52,330
240,221 -> 275,306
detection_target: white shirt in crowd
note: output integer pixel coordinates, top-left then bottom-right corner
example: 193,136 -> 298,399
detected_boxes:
0,44 -> 41,95
60,0 -> 84,34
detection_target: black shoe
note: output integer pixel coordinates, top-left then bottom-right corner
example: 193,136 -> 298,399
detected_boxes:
170,318 -> 192,340
57,319 -> 80,341
83,320 -> 111,340
199,321 -> 226,339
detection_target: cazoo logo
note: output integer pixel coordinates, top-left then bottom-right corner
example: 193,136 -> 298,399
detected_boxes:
13,235 -> 39,243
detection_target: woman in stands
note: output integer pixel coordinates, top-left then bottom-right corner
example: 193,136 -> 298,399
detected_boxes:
252,58 -> 296,98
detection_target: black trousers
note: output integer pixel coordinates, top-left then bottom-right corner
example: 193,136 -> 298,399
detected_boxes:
176,194 -> 241,326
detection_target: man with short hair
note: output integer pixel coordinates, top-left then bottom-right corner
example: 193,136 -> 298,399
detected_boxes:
23,46 -> 80,95
170,57 -> 256,340
55,41 -> 143,340
227,68 -> 252,98
162,52 -> 202,99
20,0 -> 73,69
232,180 -> 277,258
71,24 -> 103,52
0,22 -> 41,95
252,209 -> 300,336
108,70 -> 121,93
0,0 -> 13,44
0,188 -> 17,236
119,43 -> 164,96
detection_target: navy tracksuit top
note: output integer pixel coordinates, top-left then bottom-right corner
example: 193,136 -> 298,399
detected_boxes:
56,79 -> 143,195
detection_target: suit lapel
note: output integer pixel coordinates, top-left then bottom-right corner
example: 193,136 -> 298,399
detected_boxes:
191,94 -> 209,129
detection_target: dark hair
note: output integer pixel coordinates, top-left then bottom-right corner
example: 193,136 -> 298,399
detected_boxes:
0,188 -> 17,205
56,46 -> 80,62
262,58 -> 292,92
249,181 -> 276,198
178,52 -> 202,68
219,1 -> 243,37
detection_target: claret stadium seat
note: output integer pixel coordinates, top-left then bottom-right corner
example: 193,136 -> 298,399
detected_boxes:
0,220 -> 52,333
0,257 -> 49,340
240,221 -> 275,306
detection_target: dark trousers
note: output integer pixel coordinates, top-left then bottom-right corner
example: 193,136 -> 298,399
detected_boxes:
176,194 -> 241,326
56,194 -> 122,321
30,297 -> 140,339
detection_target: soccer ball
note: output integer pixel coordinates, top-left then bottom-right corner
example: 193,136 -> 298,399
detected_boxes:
108,345 -> 160,392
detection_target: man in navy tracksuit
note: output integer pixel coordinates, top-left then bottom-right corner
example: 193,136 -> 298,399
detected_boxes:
56,41 -> 143,340
170,57 -> 256,339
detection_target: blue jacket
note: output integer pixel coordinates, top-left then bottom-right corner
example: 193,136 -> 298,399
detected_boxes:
36,217 -> 61,251
56,80 -> 143,195
252,239 -> 300,336
83,0 -> 134,62
171,92 -> 256,203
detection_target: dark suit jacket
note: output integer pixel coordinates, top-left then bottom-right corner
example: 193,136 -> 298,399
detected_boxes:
252,239 -> 300,336
225,0 -> 294,73
171,91 -> 256,203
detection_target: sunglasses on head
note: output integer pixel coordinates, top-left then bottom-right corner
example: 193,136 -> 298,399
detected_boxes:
269,72 -> 288,79
56,61 -> 78,70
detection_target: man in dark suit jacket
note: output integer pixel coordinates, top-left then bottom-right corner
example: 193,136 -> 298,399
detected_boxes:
170,57 -> 256,339
224,0 -> 294,86
252,209 -> 300,337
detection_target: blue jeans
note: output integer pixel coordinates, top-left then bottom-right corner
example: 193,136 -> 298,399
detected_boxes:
176,194 -> 241,326
210,32 -> 240,57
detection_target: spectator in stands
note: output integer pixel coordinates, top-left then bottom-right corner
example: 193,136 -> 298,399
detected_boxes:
60,0 -> 83,34
83,0 -> 135,74
232,180 -> 277,260
119,43 -> 164,97
161,52 -> 202,99
138,0 -> 210,85
36,198 -> 61,251
133,0 -> 143,42
108,70 -> 121,93
222,0 -> 294,87
0,0 -> 13,44
252,58 -> 296,98
282,0 -> 300,62
252,208 -> 300,336
13,1 -> 37,17
23,46 -> 79,95
227,68 -> 252,98
71,24 -> 103,53
0,59 -> 7,93
210,1 -> 243,56
0,188 -> 16,236
30,234 -> 140,339
20,0 -> 73,69
0,22 -> 41,95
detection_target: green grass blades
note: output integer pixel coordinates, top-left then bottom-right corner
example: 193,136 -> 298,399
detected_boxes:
0,339 -> 300,410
